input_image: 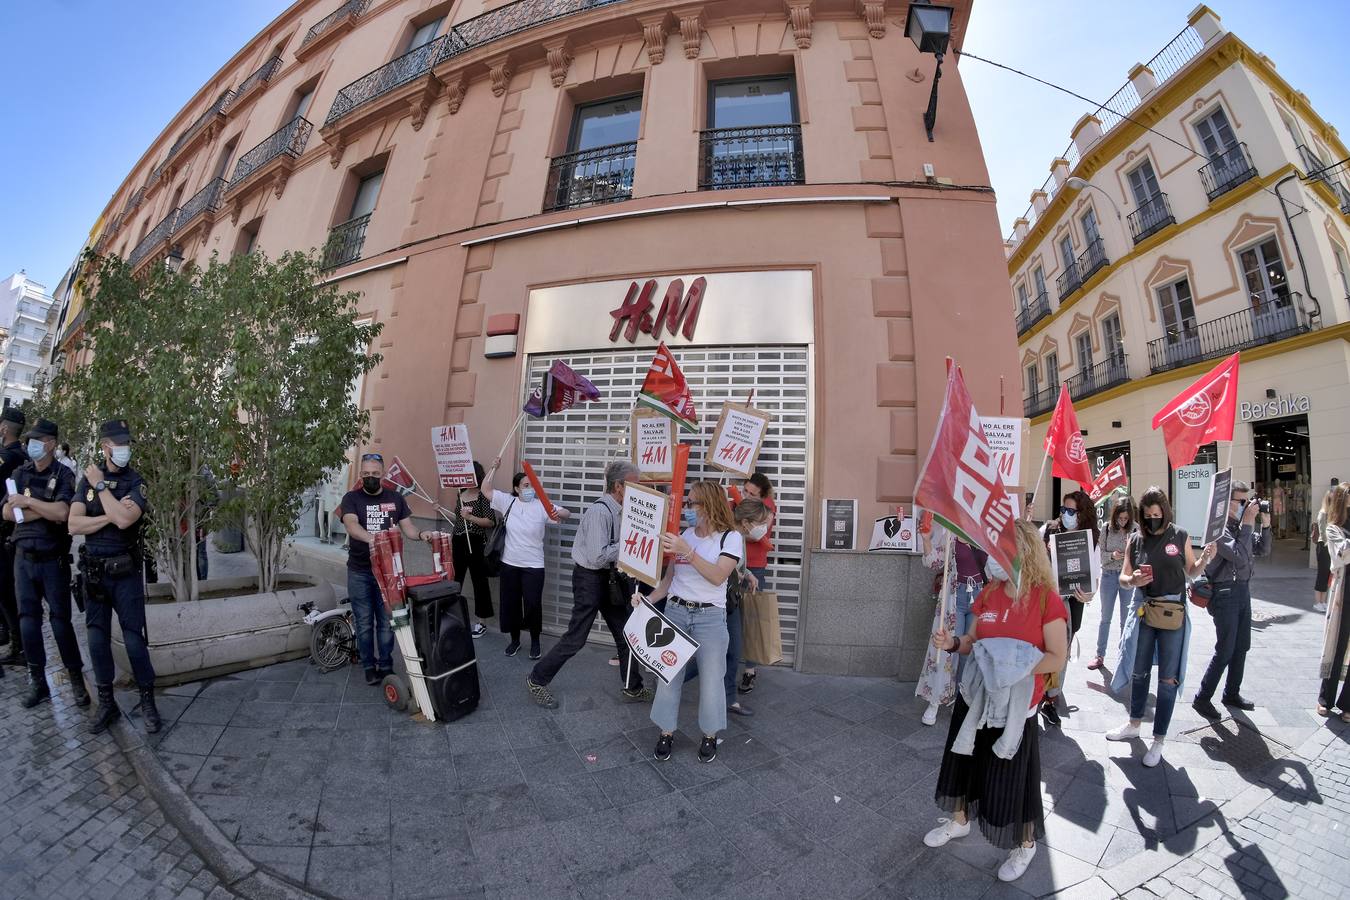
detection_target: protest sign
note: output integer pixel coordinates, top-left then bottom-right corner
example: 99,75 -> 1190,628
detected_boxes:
868,513 -> 917,553
1173,462 -> 1216,546
979,416 -> 1028,489
431,425 -> 477,489
821,499 -> 857,550
1049,529 -> 1098,596
623,598 -> 700,684
617,482 -> 669,587
631,409 -> 674,482
1203,467 -> 1233,545
707,403 -> 771,478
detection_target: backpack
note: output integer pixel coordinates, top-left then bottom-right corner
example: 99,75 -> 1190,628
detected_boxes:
720,531 -> 746,612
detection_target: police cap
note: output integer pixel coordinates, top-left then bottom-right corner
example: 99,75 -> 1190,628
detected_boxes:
21,418 -> 57,441
99,419 -> 133,443
1,408 -> 24,428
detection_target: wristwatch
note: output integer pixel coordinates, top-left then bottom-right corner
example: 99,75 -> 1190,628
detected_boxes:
95,481 -> 107,493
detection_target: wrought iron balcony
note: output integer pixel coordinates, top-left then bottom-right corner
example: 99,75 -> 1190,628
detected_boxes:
1024,385 -> 1058,418
1199,142 -> 1257,201
1076,236 -> 1109,283
300,0 -> 369,51
228,117 -> 313,192
1015,291 -> 1052,335
543,141 -> 637,212
435,0 -> 630,63
122,185 -> 146,218
1145,294 -> 1312,374
155,89 -> 236,179
1065,353 -> 1130,402
127,208 -> 180,269
321,214 -> 371,270
1127,192 -> 1175,244
325,35 -> 449,127
234,55 -> 282,105
175,179 -> 227,233
1055,264 -> 1081,301
1299,151 -> 1350,215
698,125 -> 805,190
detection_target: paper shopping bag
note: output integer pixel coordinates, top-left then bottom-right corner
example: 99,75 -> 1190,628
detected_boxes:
741,591 -> 784,666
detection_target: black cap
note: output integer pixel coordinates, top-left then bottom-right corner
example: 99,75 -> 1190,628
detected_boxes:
1,408 -> 24,428
21,418 -> 58,441
99,419 -> 133,443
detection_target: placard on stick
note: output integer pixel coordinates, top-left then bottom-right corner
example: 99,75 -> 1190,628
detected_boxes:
1203,467 -> 1233,545
431,425 -> 477,489
631,408 -> 674,482
623,598 -> 700,684
618,482 -> 670,587
1049,529 -> 1099,596
707,403 -> 772,478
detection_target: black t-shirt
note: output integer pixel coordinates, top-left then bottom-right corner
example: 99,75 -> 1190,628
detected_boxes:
339,487 -> 410,571
75,465 -> 149,556
12,460 -> 76,551
1128,525 -> 1190,598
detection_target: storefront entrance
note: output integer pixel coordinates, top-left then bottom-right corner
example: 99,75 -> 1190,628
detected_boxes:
520,345 -> 810,663
1251,415 -> 1311,540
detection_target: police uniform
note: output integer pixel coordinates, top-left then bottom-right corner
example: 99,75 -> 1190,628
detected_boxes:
0,407 -> 27,666
76,419 -> 159,733
11,418 -> 85,704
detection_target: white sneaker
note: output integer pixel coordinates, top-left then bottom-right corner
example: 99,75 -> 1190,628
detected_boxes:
1105,722 -> 1141,742
922,703 -> 938,726
998,843 -> 1037,882
1313,601 -> 1327,614
922,817 -> 970,848
471,623 -> 486,638
1143,739 -> 1165,768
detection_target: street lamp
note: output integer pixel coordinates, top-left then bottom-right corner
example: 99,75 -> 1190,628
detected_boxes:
905,2 -> 954,142
165,245 -> 185,274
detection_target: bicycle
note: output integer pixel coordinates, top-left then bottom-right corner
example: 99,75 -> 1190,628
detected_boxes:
301,600 -> 356,672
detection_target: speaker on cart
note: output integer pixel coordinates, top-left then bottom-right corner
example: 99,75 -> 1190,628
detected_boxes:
407,581 -> 480,722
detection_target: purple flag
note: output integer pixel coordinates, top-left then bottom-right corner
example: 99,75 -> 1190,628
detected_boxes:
524,361 -> 602,418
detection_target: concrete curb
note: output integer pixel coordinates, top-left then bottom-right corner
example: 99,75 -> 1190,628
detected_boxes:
86,673 -> 335,900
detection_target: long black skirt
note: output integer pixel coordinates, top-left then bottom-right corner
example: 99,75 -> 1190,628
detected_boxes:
934,696 -> 1045,851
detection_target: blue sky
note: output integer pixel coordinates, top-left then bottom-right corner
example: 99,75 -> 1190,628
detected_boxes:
1,1 -> 1348,291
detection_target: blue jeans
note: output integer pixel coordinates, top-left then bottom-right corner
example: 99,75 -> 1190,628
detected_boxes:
1196,581 -> 1251,702
1096,574 -> 1130,657
652,603 -> 729,736
683,602 -> 742,707
952,580 -> 979,682
347,569 -> 393,671
1130,602 -> 1186,737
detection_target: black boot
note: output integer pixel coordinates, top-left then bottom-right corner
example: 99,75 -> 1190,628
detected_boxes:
138,686 -> 162,734
91,684 -> 121,734
0,642 -> 25,667
69,670 -> 91,708
22,669 -> 51,708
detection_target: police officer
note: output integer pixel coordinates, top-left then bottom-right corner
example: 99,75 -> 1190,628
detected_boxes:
68,419 -> 160,734
3,418 -> 88,708
0,407 -> 27,671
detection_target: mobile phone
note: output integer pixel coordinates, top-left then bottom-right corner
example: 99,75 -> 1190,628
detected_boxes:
1138,564 -> 1153,578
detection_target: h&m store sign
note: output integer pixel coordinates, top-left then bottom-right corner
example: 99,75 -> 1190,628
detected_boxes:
1239,393 -> 1310,422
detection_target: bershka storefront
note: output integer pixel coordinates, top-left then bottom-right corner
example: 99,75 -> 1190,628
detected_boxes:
510,270 -> 815,662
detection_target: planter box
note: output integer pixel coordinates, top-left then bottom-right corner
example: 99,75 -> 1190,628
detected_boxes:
112,573 -> 336,686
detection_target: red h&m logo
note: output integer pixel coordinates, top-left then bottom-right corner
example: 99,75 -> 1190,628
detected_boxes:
609,277 -> 707,343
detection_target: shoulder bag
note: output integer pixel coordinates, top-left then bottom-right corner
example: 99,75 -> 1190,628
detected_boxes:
721,532 -> 746,612
602,502 -> 633,607
482,499 -> 514,577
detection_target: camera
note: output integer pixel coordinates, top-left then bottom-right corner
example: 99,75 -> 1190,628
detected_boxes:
1258,499 -> 1271,515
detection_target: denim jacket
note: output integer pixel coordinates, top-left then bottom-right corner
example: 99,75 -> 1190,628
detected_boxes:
954,638 -> 1043,760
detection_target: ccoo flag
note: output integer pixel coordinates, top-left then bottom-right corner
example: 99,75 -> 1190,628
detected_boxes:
637,342 -> 699,433
524,361 -> 602,418
1087,455 -> 1129,503
1151,352 -> 1240,468
1044,385 -> 1093,487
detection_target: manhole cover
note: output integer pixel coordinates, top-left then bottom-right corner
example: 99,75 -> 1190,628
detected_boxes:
1175,719 -> 1291,772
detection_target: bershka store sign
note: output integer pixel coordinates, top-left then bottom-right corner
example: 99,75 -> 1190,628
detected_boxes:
609,277 -> 708,343
1239,393 -> 1310,422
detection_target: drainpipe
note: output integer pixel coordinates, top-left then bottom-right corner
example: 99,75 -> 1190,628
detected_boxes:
1273,174 -> 1322,321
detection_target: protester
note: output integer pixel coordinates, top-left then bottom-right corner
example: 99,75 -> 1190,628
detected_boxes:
1038,489 -> 1096,725
737,472 -> 776,695
917,524 -> 987,726
56,443 -> 78,474
0,407 -> 27,670
1192,481 -> 1271,720
1091,495 -> 1137,670
338,453 -> 431,685
526,460 -> 651,708
1316,483 -> 1350,720
923,519 -> 1068,883
452,461 -> 496,637
1314,484 -> 1337,614
482,464 -> 570,660
642,480 -> 742,763
1108,487 -> 1214,767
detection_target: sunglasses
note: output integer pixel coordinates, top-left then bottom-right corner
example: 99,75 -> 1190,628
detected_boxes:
361,453 -> 384,462
1058,506 -> 1078,514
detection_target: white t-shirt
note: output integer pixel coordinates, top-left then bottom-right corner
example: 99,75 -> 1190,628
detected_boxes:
490,491 -> 556,570
669,527 -> 744,607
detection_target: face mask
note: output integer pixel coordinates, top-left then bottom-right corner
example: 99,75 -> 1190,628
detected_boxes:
361,476 -> 382,494
985,559 -> 1008,582
747,523 -> 769,541
54,449 -> 65,459
519,488 -> 537,503
26,440 -> 46,461
681,508 -> 698,528
110,445 -> 132,467
1144,516 -> 1165,533
1060,511 -> 1078,530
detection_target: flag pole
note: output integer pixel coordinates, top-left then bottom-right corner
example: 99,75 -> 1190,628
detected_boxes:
1026,451 -> 1052,521
489,411 -> 527,477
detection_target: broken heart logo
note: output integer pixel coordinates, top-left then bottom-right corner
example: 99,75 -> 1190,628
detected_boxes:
645,618 -> 676,648
883,518 -> 901,539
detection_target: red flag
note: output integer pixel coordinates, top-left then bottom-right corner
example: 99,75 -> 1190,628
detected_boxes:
523,361 -> 602,417
637,342 -> 698,433
1043,385 -> 1093,487
1151,353 -> 1240,468
382,456 -> 417,493
913,362 -> 1019,581
1088,455 -> 1129,502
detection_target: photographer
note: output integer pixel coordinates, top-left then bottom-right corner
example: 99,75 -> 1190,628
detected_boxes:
1192,481 -> 1272,720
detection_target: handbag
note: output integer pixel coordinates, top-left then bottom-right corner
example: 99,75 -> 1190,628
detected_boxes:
1142,598 -> 1185,630
1188,576 -> 1213,609
720,532 -> 745,612
482,499 -> 513,577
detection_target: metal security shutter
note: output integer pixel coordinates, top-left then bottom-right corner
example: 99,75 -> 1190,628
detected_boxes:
520,346 -> 810,663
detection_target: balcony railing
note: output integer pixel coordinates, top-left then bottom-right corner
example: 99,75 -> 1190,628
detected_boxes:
300,0 -> 369,50
122,185 -> 146,217
1015,291 -> 1052,335
1025,385 -> 1058,418
228,117 -> 314,191
235,55 -> 282,103
1145,294 -> 1312,374
1127,192 -> 1175,244
698,125 -> 805,190
1076,236 -> 1109,283
175,178 -> 227,232
321,214 -> 371,270
543,141 -> 637,212
127,208 -> 180,269
1299,150 -> 1350,215
1199,142 -> 1257,201
325,35 -> 449,127
438,0 -> 629,60
1056,263 -> 1081,300
1065,353 -> 1130,402
156,90 -> 236,178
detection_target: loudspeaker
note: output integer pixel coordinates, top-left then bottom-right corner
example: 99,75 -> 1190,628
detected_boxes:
407,580 -> 480,722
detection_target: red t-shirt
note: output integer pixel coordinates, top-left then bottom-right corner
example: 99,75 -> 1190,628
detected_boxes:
972,582 -> 1068,709
743,496 -> 777,569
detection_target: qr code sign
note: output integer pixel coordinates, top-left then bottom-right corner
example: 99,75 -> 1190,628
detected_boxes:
1066,559 -> 1082,574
